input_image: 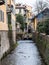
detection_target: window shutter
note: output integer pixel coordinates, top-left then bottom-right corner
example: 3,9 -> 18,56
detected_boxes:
0,10 -> 1,21
2,12 -> 4,22
1,11 -> 2,21
0,10 -> 4,22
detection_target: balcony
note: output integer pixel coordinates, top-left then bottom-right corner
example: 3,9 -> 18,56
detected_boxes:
0,0 -> 5,5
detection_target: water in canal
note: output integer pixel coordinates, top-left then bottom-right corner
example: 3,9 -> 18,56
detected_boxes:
1,40 -> 45,65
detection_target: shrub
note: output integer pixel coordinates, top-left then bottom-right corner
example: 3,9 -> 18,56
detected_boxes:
44,19 -> 49,35
37,22 -> 45,33
16,14 -> 25,31
37,19 -> 49,35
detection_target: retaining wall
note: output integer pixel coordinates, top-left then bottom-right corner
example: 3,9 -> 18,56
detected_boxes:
32,31 -> 49,65
0,31 -> 10,59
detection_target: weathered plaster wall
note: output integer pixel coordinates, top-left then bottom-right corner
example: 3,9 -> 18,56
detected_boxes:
0,31 -> 10,59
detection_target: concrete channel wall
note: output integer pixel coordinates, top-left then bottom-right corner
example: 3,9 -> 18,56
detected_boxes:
32,31 -> 49,65
0,31 -> 10,59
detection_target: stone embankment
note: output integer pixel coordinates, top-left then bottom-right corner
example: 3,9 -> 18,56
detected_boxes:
32,31 -> 49,65
0,30 -> 16,60
0,31 -> 10,59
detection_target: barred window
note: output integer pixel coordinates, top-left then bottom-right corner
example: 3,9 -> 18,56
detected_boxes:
0,10 -> 4,22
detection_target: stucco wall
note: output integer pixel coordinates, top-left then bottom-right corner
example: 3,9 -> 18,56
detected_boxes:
0,5 -> 8,30
0,31 -> 10,59
11,0 -> 16,43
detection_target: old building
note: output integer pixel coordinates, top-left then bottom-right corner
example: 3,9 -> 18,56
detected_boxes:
25,5 -> 33,33
31,8 -> 49,31
15,4 -> 32,33
7,0 -> 16,43
15,4 -> 26,16
15,4 -> 26,32
0,0 -> 10,59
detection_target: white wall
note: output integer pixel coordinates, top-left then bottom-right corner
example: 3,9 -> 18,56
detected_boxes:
15,8 -> 25,15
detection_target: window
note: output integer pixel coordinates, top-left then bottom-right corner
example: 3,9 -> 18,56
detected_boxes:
19,9 -> 21,13
0,10 -> 4,22
0,35 -> 1,46
11,5 -> 13,11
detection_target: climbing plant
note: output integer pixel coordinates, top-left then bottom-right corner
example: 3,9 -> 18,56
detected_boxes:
16,14 -> 25,31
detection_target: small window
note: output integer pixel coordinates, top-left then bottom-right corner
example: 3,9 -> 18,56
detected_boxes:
0,10 -> 4,22
0,10 -> 2,21
19,9 -> 21,13
0,35 -> 1,46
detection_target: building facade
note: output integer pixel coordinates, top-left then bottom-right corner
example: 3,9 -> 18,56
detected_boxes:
31,8 -> 49,31
0,0 -> 8,30
25,5 -> 32,33
15,4 -> 26,16
15,4 -> 32,33
0,0 -> 10,59
7,0 -> 16,43
15,4 -> 26,32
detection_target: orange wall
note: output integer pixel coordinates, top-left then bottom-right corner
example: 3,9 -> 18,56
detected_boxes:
32,18 -> 38,31
0,5 -> 8,30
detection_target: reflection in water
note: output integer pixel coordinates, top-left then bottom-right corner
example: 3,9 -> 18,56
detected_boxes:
2,40 -> 42,65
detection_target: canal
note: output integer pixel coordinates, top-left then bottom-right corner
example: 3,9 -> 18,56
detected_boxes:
1,40 -> 45,65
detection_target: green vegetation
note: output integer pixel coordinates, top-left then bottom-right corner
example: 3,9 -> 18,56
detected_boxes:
37,19 -> 49,35
8,30 -> 13,45
37,22 -> 45,33
44,19 -> 49,35
16,14 -> 25,31
32,31 -> 49,65
8,13 -> 12,30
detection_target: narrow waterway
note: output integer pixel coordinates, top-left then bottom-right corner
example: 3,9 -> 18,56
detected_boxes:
1,40 -> 45,65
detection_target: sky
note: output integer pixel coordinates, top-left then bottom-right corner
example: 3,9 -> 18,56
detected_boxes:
15,0 -> 36,13
15,0 -> 48,14
15,0 -> 36,7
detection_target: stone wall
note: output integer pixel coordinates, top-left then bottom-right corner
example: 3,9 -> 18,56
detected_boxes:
32,31 -> 49,65
0,31 -> 10,59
